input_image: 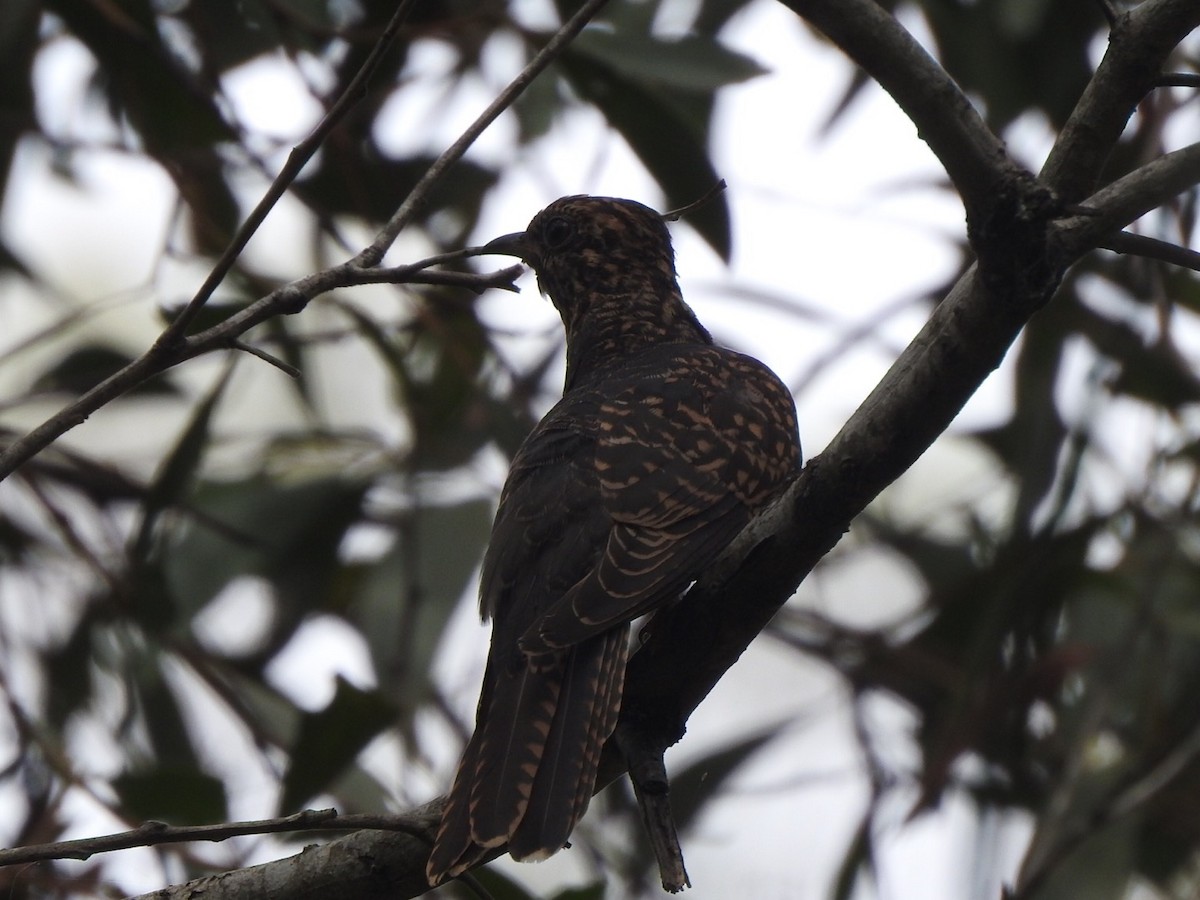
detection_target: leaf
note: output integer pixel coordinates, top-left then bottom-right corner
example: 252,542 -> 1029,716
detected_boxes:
114,766 -> 227,825
30,345 -> 177,397
136,649 -> 203,768
164,475 -> 370,634
131,364 -> 235,567
571,30 -> 767,92
297,152 -> 498,238
918,0 -> 1097,129
177,0 -> 288,74
0,0 -> 38,216
346,499 -> 495,711
43,611 -> 99,730
49,0 -> 235,153
278,677 -> 396,814
0,511 -> 35,563
550,884 -> 606,900
323,759 -> 390,816
340,297 -> 495,470
559,51 -> 732,260
667,725 -> 783,832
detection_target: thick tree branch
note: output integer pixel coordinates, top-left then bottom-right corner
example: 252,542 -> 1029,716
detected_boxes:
613,4 -> 1200,781
1041,0 -> 1200,200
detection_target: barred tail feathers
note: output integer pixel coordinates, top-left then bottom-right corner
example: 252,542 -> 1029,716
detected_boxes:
427,629 -> 628,882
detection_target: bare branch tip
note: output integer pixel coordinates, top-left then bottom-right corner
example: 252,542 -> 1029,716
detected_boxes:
233,341 -> 302,378
661,179 -> 727,223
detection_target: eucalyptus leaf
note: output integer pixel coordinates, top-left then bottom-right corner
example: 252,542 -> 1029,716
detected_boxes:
572,30 -> 768,92
279,676 -> 396,814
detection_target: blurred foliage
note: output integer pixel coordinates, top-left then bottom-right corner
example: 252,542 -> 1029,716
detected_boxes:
0,0 -> 1197,899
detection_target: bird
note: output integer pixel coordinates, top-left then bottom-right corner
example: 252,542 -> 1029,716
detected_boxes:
426,195 -> 801,884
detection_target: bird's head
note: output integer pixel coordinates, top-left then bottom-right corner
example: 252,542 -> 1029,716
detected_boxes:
480,195 -> 712,387
481,195 -> 680,315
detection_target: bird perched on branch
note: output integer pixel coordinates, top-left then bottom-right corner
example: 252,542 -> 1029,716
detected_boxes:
426,195 -> 800,885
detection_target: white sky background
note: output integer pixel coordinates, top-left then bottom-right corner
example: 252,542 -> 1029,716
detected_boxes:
0,0 -> 1125,896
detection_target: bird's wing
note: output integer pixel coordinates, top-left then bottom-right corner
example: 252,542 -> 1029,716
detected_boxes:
521,357 -> 780,652
478,415 -> 606,628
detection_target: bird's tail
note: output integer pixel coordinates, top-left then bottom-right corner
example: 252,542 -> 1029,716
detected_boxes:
427,628 -> 628,883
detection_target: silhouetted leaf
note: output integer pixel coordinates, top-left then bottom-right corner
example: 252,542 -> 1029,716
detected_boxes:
164,475 -> 370,632
297,152 -> 498,239
919,0 -> 1098,129
468,867 -> 545,900
31,345 -> 177,397
346,498 -> 494,711
571,30 -> 767,92
279,677 -> 396,814
132,364 -> 235,566
669,725 -> 782,832
550,884 -> 606,900
559,51 -> 731,260
42,611 -> 98,730
115,766 -> 227,825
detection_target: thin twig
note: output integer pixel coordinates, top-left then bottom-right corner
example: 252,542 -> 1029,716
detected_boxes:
159,0 -> 418,342
0,0 -> 603,484
1099,230 -> 1200,272
355,0 -> 614,266
0,253 -> 522,482
232,341 -> 302,377
661,179 -> 727,222
1052,141 -> 1200,255
0,808 -> 437,868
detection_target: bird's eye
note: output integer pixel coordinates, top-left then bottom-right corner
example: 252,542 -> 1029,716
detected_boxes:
542,216 -> 572,250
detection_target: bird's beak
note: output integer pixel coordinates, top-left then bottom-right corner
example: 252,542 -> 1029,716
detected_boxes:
480,231 -> 531,260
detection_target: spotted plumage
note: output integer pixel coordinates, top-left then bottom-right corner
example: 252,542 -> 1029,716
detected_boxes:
426,196 -> 801,884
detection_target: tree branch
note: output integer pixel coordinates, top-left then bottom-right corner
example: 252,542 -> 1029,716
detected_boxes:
0,809 -> 435,868
0,0 -> 607,483
1098,231 -> 1200,273
1052,141 -> 1200,252
1041,0 -> 1200,200
5,1 -> 1193,898
96,3 -> 1200,898
0,256 -> 520,483
159,0 -> 420,342
125,814 -> 443,900
354,0 -> 614,267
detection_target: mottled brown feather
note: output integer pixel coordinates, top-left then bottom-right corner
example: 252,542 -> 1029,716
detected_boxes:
426,196 -> 801,885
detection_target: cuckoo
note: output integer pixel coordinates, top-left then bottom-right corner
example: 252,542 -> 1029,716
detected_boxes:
427,195 -> 801,885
